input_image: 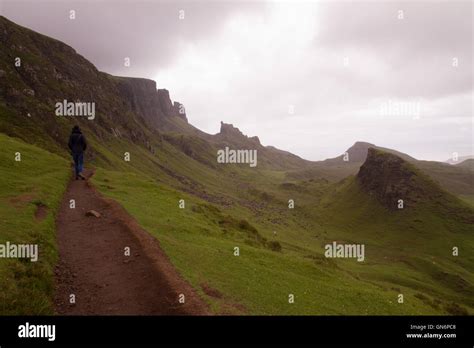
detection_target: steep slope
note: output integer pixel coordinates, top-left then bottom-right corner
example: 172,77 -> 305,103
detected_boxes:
358,148 -> 473,220
0,15 -> 312,174
0,24 -> 137,166
320,148 -> 474,239
315,149 -> 474,313
0,15 -> 173,155
115,76 -> 188,129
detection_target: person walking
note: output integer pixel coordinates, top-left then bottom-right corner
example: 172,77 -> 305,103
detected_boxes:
68,125 -> 87,180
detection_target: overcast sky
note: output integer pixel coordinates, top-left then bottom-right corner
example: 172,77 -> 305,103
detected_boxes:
2,0 -> 472,161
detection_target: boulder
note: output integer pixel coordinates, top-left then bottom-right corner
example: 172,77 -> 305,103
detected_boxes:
85,210 -> 101,218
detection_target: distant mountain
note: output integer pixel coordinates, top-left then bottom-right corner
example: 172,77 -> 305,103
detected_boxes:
445,155 -> 474,165
323,141 -> 415,164
285,141 -> 474,197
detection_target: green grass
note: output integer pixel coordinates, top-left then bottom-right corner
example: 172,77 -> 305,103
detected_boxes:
0,133 -> 70,314
92,166 -> 473,315
83,132 -> 473,316
1,127 -> 472,315
459,194 -> 474,207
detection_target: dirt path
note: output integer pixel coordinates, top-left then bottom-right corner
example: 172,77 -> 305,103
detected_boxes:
54,169 -> 208,315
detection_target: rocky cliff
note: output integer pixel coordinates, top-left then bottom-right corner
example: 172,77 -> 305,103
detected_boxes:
217,121 -> 260,146
116,77 -> 187,129
357,148 -> 473,220
357,148 -> 422,209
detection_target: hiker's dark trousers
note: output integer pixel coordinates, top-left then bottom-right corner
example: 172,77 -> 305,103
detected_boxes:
72,152 -> 84,177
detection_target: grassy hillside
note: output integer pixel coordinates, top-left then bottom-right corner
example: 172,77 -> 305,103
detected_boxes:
89,145 -> 474,315
0,125 -> 472,315
92,168 -> 459,315
0,134 -> 69,314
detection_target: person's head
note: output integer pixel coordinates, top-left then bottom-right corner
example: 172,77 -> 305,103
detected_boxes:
72,125 -> 81,133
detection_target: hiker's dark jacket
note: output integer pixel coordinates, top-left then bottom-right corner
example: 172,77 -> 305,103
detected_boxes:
68,129 -> 87,154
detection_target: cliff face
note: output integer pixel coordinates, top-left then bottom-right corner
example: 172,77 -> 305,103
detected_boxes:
116,78 -> 163,128
116,77 -> 188,129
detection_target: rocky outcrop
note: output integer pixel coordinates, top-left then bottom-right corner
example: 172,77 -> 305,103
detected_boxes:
157,89 -> 173,115
172,101 -> 188,122
219,122 -> 243,136
358,148 -> 474,223
117,78 -> 188,128
218,122 -> 260,146
357,148 -> 423,209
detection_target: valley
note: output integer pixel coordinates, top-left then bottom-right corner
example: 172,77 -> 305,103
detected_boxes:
0,15 -> 472,316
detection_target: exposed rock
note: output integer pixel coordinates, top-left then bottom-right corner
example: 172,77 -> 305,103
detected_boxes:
172,101 -> 188,122
218,122 -> 261,146
249,136 -> 260,144
23,88 -> 35,96
116,78 -> 188,130
220,121 -> 244,137
85,210 -> 101,218
357,148 -> 422,209
358,148 -> 474,223
157,88 -> 173,114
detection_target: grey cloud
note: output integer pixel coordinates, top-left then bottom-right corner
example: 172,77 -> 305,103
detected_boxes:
2,0 -> 265,79
1,0 -> 472,161
316,1 -> 473,99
